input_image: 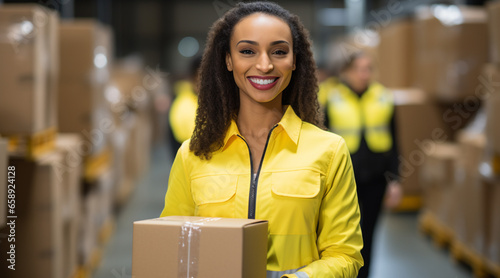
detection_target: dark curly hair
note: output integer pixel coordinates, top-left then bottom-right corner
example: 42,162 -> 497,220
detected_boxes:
190,1 -> 323,159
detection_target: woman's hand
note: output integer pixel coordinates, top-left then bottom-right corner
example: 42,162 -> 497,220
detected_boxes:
384,181 -> 403,209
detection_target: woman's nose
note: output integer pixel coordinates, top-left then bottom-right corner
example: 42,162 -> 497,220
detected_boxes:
256,54 -> 273,73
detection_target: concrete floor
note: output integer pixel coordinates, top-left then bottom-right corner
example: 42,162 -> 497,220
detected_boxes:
93,144 -> 472,278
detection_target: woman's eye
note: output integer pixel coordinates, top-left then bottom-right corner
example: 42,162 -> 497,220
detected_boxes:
239,49 -> 254,55
273,50 -> 288,55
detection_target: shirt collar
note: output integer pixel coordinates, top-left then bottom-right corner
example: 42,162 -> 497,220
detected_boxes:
222,105 -> 302,150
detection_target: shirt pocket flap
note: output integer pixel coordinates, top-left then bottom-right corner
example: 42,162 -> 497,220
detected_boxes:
191,175 -> 238,205
271,170 -> 321,198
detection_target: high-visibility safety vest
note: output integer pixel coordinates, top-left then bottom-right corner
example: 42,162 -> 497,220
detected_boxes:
326,82 -> 393,153
317,76 -> 338,108
169,80 -> 198,143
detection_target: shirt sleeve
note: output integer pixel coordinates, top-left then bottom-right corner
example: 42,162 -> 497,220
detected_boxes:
386,109 -> 400,182
160,142 -> 195,217
284,138 -> 364,277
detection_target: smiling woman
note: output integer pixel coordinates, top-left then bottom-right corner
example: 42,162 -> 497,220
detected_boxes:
160,2 -> 364,278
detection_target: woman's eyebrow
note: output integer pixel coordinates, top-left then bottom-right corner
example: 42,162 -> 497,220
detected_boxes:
236,40 -> 290,46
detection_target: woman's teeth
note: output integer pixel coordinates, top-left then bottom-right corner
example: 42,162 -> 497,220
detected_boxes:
249,78 -> 277,85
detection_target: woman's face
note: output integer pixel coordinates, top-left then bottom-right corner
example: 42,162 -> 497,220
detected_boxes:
226,13 -> 295,104
342,55 -> 373,93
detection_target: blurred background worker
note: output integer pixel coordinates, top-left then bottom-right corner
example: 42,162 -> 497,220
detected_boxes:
324,50 -> 402,278
167,56 -> 202,156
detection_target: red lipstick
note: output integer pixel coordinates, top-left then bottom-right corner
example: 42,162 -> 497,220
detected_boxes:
247,76 -> 279,90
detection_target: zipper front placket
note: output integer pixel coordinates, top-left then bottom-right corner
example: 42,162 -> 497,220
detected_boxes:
238,124 -> 277,219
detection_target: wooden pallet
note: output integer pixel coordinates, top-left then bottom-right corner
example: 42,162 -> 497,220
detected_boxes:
393,195 -> 423,212
419,211 -> 500,278
5,127 -> 57,159
451,240 -> 498,278
419,211 -> 454,248
98,216 -> 116,246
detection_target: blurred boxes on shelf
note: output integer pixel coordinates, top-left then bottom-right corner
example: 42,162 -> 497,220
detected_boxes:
79,169 -> 114,270
0,4 -> 59,135
391,88 -> 453,205
378,18 -> 414,88
487,0 -> 500,65
54,134 -> 84,278
0,152 -> 65,278
483,64 -> 500,154
132,216 -> 268,278
414,5 -> 488,102
453,131 -> 489,256
58,19 -> 113,156
420,142 -> 458,232
0,139 -> 7,228
484,178 -> 500,268
107,61 -> 154,206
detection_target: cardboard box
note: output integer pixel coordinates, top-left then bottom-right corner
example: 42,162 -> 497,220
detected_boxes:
0,139 -> 7,228
487,0 -> 500,64
55,134 -> 83,278
0,4 -> 59,135
59,19 -> 113,78
485,87 -> 500,154
79,184 -> 100,266
414,6 -> 488,101
0,152 -> 64,278
452,133 -> 489,255
485,179 -> 500,266
378,19 -> 414,88
132,216 -> 268,278
58,20 -> 114,155
420,142 -> 458,227
391,88 -> 454,195
109,120 -> 134,207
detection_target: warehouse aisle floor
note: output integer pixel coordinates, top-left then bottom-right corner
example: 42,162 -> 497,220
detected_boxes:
93,144 -> 472,278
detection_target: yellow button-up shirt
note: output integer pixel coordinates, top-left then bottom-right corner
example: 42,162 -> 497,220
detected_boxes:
161,106 -> 363,277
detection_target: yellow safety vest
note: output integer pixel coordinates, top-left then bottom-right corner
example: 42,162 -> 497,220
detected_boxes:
327,82 -> 393,153
169,80 -> 198,143
317,76 -> 338,109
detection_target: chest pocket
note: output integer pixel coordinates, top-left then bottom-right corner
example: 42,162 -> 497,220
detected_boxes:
271,170 -> 321,198
191,175 -> 238,206
270,170 -> 322,235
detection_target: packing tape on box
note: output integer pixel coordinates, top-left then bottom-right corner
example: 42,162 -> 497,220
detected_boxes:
174,217 -> 221,278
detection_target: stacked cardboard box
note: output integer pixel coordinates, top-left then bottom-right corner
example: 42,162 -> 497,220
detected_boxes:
54,134 -> 84,278
414,6 -> 488,102
487,1 -> 500,65
483,63 -> 500,270
484,179 -> 500,269
0,139 -> 7,228
391,88 -> 453,202
0,4 -> 59,135
378,18 -> 414,88
108,63 -> 154,206
0,152 -> 64,278
453,131 -> 489,256
420,142 -> 459,236
58,19 -> 114,156
79,170 -> 114,269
